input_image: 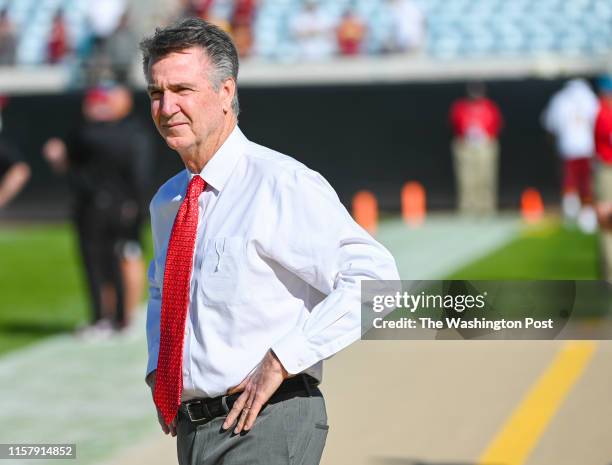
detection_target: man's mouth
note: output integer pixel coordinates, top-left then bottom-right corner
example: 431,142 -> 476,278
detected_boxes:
164,122 -> 188,128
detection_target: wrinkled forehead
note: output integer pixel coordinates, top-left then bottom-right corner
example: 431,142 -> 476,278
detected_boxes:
146,46 -> 212,84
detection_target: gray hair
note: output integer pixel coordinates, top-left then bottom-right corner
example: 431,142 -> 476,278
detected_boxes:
139,17 -> 240,116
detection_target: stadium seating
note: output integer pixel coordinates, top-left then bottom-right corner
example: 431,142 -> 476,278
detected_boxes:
250,0 -> 612,60
1,0 -> 89,65
0,0 -> 610,65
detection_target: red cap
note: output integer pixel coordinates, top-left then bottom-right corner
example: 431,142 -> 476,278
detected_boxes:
84,87 -> 110,105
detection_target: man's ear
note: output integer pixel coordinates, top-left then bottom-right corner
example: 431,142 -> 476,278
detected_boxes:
220,78 -> 236,114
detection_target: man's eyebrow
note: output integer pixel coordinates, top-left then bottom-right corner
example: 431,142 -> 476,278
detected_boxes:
147,83 -> 195,93
169,82 -> 196,89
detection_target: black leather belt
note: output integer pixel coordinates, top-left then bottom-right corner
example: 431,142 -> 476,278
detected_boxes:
179,374 -> 320,424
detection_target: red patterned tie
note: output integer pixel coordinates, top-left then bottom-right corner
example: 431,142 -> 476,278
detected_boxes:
154,175 -> 206,425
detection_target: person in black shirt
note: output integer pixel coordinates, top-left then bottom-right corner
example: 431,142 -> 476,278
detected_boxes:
43,84 -> 152,335
0,139 -> 30,209
0,96 -> 30,209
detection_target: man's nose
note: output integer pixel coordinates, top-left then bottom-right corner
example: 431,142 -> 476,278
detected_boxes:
160,92 -> 180,117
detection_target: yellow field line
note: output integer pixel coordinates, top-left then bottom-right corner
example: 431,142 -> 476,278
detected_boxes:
478,341 -> 597,465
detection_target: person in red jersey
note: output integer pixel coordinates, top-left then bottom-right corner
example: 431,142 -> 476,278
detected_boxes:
231,0 -> 257,57
594,76 -> 612,282
449,82 -> 503,215
48,9 -> 70,64
336,8 -> 366,56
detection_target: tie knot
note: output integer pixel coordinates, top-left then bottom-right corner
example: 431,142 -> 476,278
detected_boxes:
188,175 -> 206,198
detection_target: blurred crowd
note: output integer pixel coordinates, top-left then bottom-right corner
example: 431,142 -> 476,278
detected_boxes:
0,0 -> 609,81
0,0 -> 137,85
177,0 -> 425,59
0,0 -> 426,82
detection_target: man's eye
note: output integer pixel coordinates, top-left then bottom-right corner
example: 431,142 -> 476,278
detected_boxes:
149,91 -> 161,99
178,88 -> 192,95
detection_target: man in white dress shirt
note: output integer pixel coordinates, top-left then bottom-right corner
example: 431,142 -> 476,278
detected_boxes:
140,17 -> 399,465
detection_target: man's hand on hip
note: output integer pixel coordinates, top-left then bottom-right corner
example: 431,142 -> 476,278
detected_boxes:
223,350 -> 289,434
146,370 -> 178,437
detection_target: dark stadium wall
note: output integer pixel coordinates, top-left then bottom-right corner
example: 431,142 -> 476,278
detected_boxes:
3,78 -> 569,218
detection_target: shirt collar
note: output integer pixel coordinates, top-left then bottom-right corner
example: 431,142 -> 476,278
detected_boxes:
187,125 -> 248,192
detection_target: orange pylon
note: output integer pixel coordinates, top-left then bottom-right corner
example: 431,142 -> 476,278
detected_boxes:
352,190 -> 378,235
521,188 -> 544,223
401,181 -> 426,227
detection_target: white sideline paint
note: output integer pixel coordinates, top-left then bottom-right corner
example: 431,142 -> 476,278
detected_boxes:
0,214 -> 520,465
378,214 -> 521,279
0,311 -> 157,465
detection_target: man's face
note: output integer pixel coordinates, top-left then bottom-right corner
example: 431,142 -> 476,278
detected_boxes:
147,47 -> 230,154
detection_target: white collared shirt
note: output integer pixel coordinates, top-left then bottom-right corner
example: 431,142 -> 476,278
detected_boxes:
541,79 -> 599,159
146,126 -> 400,400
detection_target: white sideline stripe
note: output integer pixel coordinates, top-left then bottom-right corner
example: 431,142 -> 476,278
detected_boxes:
378,214 -> 521,279
0,309 -> 158,465
0,214 -> 520,465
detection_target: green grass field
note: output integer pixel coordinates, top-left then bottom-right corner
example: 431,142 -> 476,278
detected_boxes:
0,223 -> 152,355
0,218 -> 600,357
0,224 -> 86,354
448,219 -> 599,280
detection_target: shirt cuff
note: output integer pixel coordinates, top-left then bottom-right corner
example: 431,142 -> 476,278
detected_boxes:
271,327 -> 315,375
146,353 -> 158,380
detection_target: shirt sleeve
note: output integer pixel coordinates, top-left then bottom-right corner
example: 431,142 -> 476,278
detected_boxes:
267,168 -> 400,374
145,200 -> 163,378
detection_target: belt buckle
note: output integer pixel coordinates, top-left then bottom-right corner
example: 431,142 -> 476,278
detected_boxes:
185,400 -> 206,423
221,395 -> 229,413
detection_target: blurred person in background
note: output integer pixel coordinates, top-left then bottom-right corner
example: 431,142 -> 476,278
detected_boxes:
42,84 -> 152,337
290,0 -> 336,60
449,81 -> 503,215
0,96 -> 30,209
541,78 -> 599,233
47,10 -> 70,65
594,76 -> 612,282
182,0 -> 232,32
106,11 -> 138,83
336,6 -> 366,56
182,0 -> 215,20
183,0 -> 258,57
84,0 -> 126,84
231,0 -> 257,58
0,8 -> 16,66
378,0 -> 425,54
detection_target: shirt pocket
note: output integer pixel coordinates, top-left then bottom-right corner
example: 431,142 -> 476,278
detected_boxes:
198,237 -> 244,305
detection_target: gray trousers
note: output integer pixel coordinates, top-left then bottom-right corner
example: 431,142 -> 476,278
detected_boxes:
177,394 -> 329,465
452,137 -> 500,215
596,163 -> 612,282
